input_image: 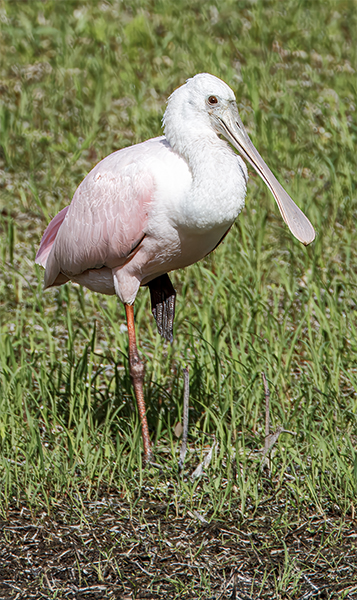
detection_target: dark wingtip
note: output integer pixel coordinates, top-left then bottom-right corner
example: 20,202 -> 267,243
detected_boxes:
148,274 -> 176,342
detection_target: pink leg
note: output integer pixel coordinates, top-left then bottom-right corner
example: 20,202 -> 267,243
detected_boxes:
125,304 -> 152,461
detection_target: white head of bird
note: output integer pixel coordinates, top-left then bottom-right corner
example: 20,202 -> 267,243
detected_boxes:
164,73 -> 315,246
163,73 -> 237,152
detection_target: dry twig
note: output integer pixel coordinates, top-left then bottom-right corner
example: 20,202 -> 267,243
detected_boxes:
261,372 -> 296,468
191,438 -> 216,480
178,367 -> 189,470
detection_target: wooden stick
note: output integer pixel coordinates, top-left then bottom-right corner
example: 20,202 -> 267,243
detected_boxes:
178,367 -> 189,470
262,371 -> 270,454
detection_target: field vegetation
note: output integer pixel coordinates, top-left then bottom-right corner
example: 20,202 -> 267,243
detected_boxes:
0,0 -> 356,598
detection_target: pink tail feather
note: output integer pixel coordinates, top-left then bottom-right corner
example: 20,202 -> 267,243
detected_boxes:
35,206 -> 69,267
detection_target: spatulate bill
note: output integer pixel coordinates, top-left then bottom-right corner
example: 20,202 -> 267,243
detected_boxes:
217,109 -> 316,246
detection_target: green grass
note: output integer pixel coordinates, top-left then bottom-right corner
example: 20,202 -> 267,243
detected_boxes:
0,0 -> 356,597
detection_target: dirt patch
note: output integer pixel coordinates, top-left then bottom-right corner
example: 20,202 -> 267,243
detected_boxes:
1,496 -> 356,599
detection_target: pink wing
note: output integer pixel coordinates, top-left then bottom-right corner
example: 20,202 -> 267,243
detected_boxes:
35,206 -> 69,267
39,138 -> 164,289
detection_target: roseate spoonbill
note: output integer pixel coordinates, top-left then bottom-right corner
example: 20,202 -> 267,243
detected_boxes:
36,73 -> 315,461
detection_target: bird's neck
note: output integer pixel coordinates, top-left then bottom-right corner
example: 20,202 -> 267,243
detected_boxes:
169,131 -> 246,232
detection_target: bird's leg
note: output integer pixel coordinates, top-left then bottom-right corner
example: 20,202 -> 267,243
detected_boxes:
125,304 -> 152,462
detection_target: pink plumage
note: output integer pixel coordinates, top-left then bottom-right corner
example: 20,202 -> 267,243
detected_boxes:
36,206 -> 69,268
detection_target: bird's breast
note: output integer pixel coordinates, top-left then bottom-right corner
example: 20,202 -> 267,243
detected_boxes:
150,141 -> 247,236
176,162 -> 247,237
138,147 -> 247,283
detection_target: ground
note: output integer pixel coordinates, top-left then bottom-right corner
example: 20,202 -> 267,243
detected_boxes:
1,489 -> 356,599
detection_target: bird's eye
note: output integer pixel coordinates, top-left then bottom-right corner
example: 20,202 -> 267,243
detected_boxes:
208,95 -> 218,105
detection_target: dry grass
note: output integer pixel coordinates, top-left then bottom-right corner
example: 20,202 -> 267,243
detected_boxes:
1,493 -> 356,600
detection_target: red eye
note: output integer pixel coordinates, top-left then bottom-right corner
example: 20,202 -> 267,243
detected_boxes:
208,95 -> 218,105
